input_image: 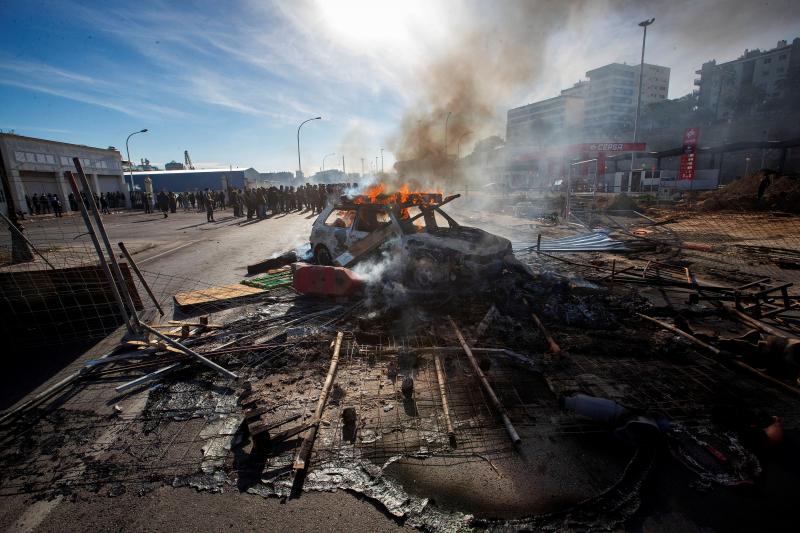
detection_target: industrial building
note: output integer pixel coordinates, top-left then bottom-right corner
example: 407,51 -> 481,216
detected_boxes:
129,167 -> 261,192
0,133 -> 126,216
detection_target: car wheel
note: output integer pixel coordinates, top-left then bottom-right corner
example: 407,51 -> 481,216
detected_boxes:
314,245 -> 333,266
410,253 -> 446,289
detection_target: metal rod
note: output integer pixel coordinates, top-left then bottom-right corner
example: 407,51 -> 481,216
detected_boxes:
118,241 -> 164,316
73,158 -> 141,327
433,353 -> 456,442
730,308 -> 800,341
448,317 -> 521,445
66,171 -> 134,334
294,331 -> 343,470
638,313 -> 800,397
115,362 -> 183,393
0,211 -> 56,269
140,323 -> 238,379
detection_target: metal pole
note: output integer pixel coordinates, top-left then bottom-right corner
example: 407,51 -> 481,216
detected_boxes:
73,158 -> 141,327
140,323 -> 238,379
66,171 -> 134,334
444,111 -> 451,156
0,143 -> 33,262
125,129 -> 148,200
118,241 -> 164,316
342,155 -> 345,175
380,148 -> 384,173
631,18 -> 654,178
297,117 -> 321,177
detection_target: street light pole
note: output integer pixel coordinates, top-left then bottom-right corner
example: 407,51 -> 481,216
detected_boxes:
297,116 -> 322,178
322,152 -> 335,172
457,132 -> 471,160
443,111 -> 452,156
631,18 -> 654,180
125,128 -> 148,199
380,148 -> 384,173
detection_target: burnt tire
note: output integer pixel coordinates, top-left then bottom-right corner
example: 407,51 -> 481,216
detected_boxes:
409,252 -> 447,290
314,245 -> 333,266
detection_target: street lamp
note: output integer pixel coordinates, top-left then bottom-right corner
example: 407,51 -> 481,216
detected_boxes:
322,152 -> 336,171
380,147 -> 384,173
297,116 -> 322,178
443,111 -> 452,156
631,18 -> 654,178
457,132 -> 471,159
125,128 -> 148,195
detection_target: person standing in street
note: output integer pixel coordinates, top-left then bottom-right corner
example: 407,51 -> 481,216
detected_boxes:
205,189 -> 215,222
51,193 -> 63,217
157,190 -> 169,218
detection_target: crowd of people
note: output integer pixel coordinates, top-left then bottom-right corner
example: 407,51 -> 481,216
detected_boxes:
145,183 -> 355,222
23,190 -> 127,218
20,182 -> 356,223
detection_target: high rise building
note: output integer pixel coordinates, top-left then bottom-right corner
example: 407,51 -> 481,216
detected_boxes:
583,63 -> 670,141
694,38 -> 800,119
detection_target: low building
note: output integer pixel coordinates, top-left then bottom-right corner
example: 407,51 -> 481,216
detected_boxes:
0,133 -> 126,215
129,167 -> 260,192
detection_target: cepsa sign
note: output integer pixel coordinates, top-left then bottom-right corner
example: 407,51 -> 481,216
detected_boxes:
678,128 -> 700,180
585,143 -> 646,152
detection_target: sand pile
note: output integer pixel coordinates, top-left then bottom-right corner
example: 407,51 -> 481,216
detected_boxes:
700,171 -> 800,213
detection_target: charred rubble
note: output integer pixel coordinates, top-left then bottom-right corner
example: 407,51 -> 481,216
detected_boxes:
1,204 -> 799,532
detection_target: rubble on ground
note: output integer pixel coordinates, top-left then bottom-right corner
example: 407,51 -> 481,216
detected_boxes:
1,202 -> 799,532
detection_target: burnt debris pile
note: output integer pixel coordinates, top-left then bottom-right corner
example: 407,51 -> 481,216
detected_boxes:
2,203 -> 800,532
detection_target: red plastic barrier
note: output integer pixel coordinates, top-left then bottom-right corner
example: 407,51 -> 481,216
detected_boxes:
292,265 -> 364,297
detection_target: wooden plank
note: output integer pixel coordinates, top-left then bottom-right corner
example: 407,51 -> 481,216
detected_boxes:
293,331 -> 344,470
173,283 -> 266,308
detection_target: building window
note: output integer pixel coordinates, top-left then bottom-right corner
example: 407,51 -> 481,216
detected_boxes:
779,54 -> 786,60
60,156 -> 71,166
764,58 -> 772,64
14,151 -> 25,162
45,154 -> 55,164
25,153 -> 36,163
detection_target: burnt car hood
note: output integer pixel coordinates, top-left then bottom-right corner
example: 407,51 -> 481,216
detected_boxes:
405,225 -> 511,256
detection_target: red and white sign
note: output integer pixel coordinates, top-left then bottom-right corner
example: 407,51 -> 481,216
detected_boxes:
585,142 -> 646,152
678,127 -> 700,180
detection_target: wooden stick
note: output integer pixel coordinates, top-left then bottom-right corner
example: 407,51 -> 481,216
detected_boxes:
730,308 -> 800,341
293,331 -> 344,470
530,312 -> 563,357
433,353 -> 456,442
140,323 -> 238,380
118,241 -> 164,316
448,317 -> 521,445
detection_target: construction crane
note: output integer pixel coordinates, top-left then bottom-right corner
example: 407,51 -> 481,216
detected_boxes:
184,150 -> 195,170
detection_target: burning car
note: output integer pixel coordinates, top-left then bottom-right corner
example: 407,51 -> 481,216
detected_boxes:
309,187 -> 512,289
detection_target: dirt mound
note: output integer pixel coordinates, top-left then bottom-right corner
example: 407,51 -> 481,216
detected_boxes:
605,193 -> 640,212
700,171 -> 800,213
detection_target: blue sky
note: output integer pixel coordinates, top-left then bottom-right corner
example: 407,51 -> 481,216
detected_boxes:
1,0 -> 799,174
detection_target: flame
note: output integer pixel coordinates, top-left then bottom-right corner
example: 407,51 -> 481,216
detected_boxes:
350,182 -> 442,207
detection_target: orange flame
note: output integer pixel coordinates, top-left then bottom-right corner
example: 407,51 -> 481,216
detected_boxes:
350,182 -> 442,207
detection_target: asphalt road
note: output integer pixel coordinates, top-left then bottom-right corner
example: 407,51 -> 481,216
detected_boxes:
18,206 -> 317,287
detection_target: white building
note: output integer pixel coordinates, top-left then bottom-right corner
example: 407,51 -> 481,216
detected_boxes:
506,81 -> 588,146
583,62 -> 670,140
0,133 -> 126,215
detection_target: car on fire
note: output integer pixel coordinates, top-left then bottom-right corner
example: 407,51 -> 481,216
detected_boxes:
309,191 -> 513,289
